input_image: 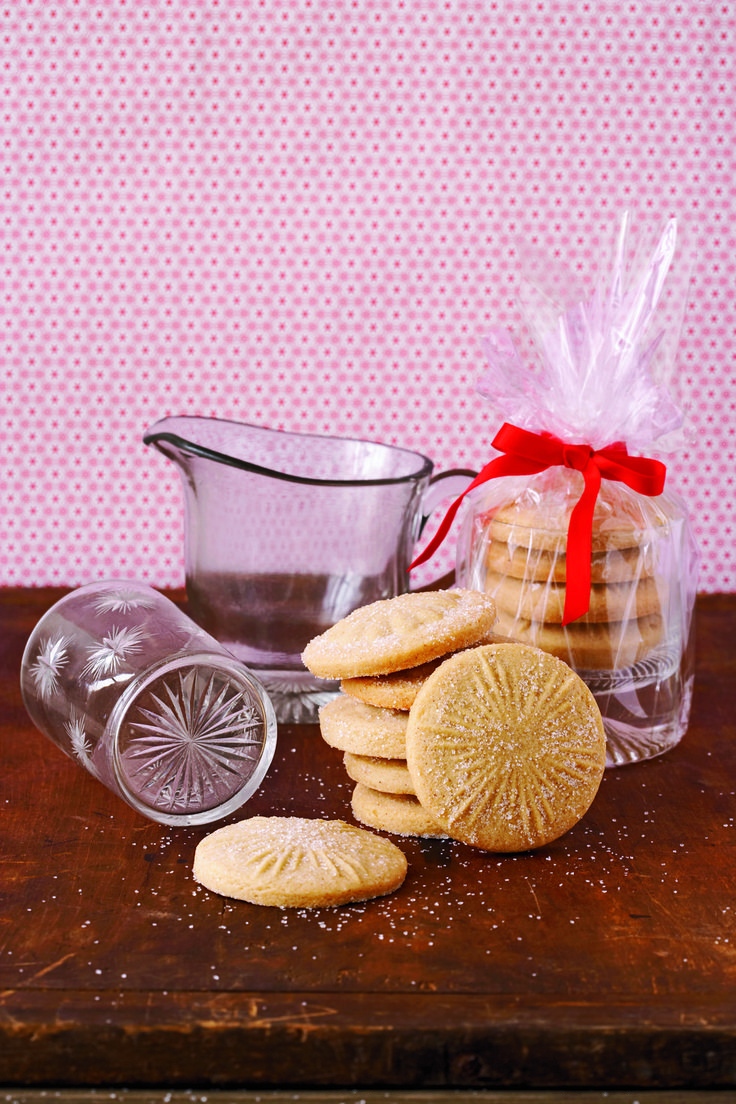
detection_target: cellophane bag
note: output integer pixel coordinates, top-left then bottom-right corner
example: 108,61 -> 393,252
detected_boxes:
454,213 -> 699,767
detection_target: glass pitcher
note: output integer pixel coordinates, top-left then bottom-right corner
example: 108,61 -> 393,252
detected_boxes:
144,416 -> 475,722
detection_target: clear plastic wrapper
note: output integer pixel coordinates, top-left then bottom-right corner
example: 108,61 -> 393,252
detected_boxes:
418,212 -> 699,766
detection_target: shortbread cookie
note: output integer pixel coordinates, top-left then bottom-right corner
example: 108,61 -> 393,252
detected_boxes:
351,782 -> 447,838
340,658 -> 443,710
487,487 -> 666,555
318,694 -> 408,757
193,816 -> 407,908
485,539 -> 656,584
493,608 -> 663,671
344,752 -> 415,795
340,631 -> 514,710
487,570 -> 662,625
405,644 -> 606,852
489,514 -> 647,554
302,588 -> 498,680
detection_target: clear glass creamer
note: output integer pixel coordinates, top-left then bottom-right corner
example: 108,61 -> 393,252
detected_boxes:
456,469 -> 698,767
144,416 -> 475,723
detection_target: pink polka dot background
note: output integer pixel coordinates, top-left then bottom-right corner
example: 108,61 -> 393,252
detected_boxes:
2,0 -> 734,592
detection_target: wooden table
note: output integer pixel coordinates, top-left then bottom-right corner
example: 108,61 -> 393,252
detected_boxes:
1,587 -> 735,1098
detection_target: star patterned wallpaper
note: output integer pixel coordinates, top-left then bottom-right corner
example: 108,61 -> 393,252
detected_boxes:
3,0 -> 734,591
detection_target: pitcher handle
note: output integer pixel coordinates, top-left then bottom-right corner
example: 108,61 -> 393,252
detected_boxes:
412,468 -> 478,591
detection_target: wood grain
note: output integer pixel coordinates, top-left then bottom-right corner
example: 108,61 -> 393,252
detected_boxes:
1,587 -> 735,1090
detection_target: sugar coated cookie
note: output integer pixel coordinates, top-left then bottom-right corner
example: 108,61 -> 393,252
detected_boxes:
351,782 -> 447,838
487,483 -> 668,555
340,631 -> 513,710
406,644 -> 606,852
318,694 -> 408,757
340,658 -> 441,710
487,571 -> 662,625
344,751 -> 415,795
302,588 -> 498,680
485,539 -> 656,584
493,608 -> 663,671
193,816 -> 407,908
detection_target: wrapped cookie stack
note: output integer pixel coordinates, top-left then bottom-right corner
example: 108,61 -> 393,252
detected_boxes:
460,470 -> 674,675
416,213 -> 699,767
303,588 -> 607,852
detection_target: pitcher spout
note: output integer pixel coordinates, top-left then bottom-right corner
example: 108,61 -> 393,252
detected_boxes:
143,415 -> 241,473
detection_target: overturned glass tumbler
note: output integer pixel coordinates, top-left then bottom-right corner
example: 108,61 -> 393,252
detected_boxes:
20,580 -> 277,826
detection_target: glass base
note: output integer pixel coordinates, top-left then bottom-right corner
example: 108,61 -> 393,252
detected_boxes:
256,669 -> 340,724
105,654 -> 278,826
581,646 -> 693,768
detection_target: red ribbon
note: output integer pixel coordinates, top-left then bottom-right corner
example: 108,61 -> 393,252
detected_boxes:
411,422 -> 666,625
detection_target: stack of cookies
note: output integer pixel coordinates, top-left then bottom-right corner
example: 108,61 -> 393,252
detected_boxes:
303,588 -> 607,852
191,587 -> 609,909
303,589 -> 501,838
479,496 -> 665,672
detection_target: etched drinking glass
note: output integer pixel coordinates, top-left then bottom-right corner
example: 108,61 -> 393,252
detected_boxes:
20,580 -> 277,826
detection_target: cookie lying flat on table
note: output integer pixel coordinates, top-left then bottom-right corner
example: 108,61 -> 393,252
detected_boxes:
302,588 -> 497,680
193,816 -> 407,908
405,643 -> 606,852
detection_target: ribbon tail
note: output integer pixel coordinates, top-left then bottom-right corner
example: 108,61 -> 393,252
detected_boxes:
409,452 -> 548,571
562,461 -> 601,625
409,493 -> 468,570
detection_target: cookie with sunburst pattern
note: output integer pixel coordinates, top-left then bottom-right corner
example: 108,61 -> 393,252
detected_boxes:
406,643 -> 606,852
193,816 -> 408,908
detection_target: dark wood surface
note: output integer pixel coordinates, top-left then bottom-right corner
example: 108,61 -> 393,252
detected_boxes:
1,587 -> 735,1092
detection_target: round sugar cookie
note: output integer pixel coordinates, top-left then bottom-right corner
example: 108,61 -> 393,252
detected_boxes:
344,751 -> 415,795
487,571 -> 662,625
493,608 -> 663,671
405,644 -> 606,852
485,539 -> 656,584
318,694 -> 408,757
340,659 -> 441,710
302,588 -> 498,679
489,513 -> 647,554
351,783 -> 447,838
339,631 -> 513,710
193,816 -> 407,908
487,484 -> 668,555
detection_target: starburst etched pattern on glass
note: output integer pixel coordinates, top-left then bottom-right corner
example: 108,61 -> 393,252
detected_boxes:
93,585 -> 157,615
64,708 -> 97,774
82,625 -> 147,679
30,635 -> 70,701
118,666 -> 267,815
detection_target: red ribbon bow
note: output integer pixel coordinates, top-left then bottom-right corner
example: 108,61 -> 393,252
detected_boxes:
411,422 -> 666,625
